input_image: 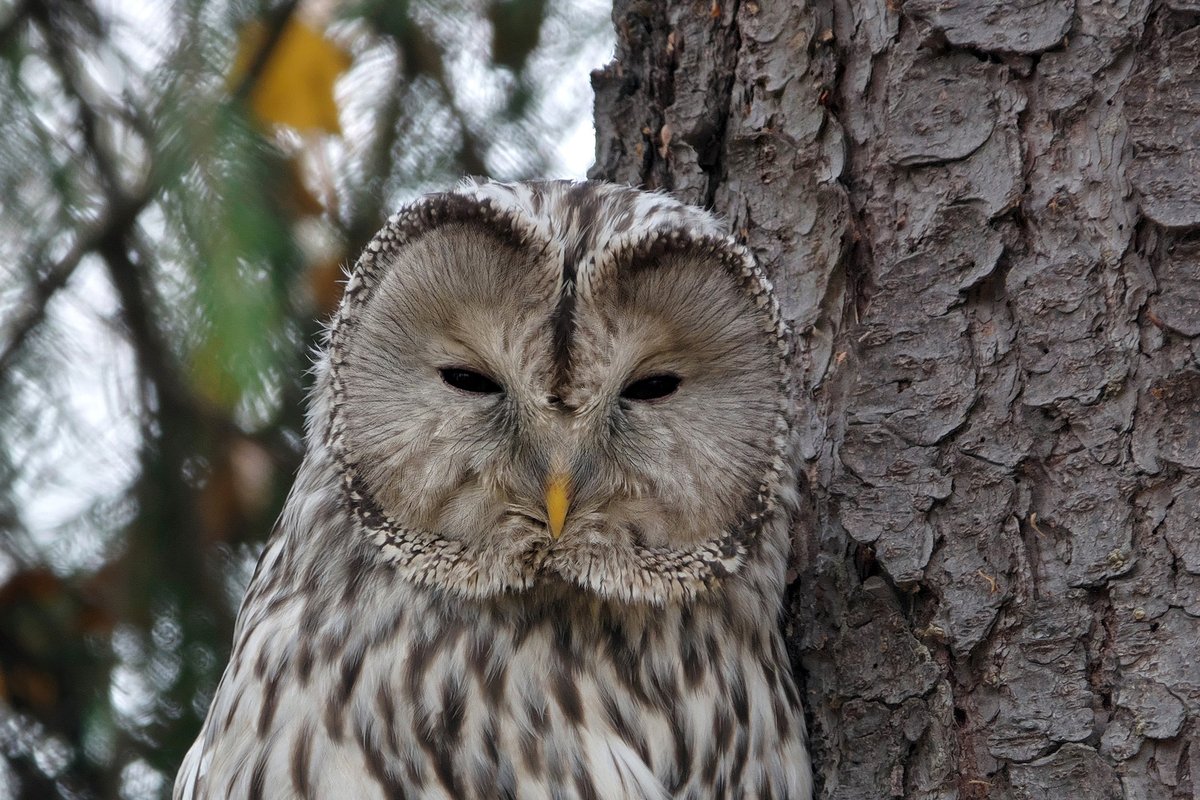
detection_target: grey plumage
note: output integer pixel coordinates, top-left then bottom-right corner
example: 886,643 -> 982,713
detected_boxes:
176,180 -> 812,799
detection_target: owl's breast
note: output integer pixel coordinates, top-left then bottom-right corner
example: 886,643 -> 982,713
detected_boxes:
354,595 -> 809,798
180,558 -> 810,800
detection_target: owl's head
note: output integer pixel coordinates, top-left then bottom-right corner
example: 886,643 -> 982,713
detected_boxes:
325,181 -> 792,604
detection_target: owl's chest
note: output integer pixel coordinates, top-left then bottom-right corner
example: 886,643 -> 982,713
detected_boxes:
186,592 -> 809,800
312,605 -> 809,800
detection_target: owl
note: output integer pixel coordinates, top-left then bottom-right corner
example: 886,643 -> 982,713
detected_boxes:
175,180 -> 812,799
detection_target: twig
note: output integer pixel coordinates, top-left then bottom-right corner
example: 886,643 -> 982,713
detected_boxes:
0,209 -> 129,375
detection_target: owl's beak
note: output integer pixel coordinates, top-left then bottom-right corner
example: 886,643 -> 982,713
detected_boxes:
545,473 -> 571,540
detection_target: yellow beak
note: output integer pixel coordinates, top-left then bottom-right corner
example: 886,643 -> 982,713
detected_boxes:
545,473 -> 571,540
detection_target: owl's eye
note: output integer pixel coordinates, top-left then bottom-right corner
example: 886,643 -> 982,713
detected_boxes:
621,374 -> 681,402
440,368 -> 503,395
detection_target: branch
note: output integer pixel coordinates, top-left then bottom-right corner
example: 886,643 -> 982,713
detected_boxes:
0,202 -> 142,376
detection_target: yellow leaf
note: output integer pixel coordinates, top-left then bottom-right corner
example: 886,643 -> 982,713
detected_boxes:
231,18 -> 350,134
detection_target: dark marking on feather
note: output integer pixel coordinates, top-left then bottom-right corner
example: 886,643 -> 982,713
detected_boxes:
339,645 -> 366,702
518,726 -> 543,777
701,740 -> 720,786
247,749 -> 269,800
355,718 -> 409,799
440,675 -> 467,744
375,682 -> 399,754
413,704 -> 462,797
682,636 -> 705,688
222,684 -> 245,732
713,707 -> 733,752
552,663 -> 584,724
730,731 -> 749,787
296,642 -> 314,685
572,754 -> 601,800
669,706 -> 693,793
550,282 -> 576,387
254,647 -> 269,680
290,724 -> 314,799
257,669 -> 282,736
731,665 -> 750,726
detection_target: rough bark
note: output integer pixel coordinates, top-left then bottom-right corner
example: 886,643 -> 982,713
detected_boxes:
591,1 -> 1200,797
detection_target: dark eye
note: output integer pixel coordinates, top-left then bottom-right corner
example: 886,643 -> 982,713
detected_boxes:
621,374 -> 681,402
440,368 -> 503,394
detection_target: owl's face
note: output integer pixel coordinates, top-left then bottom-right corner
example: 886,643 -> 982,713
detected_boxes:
328,182 -> 790,603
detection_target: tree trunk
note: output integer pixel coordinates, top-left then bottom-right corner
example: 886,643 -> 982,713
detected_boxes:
590,2 -> 1200,797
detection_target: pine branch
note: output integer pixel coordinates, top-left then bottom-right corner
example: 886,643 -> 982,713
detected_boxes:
9,1 -> 299,406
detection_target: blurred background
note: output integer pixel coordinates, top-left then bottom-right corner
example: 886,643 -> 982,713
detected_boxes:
0,0 -> 612,796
